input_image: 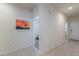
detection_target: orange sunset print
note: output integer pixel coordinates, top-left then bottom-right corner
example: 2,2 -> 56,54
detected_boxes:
16,19 -> 30,29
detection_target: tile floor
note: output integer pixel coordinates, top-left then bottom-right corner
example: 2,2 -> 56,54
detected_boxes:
2,39 -> 79,56
2,47 -> 34,56
42,39 -> 79,56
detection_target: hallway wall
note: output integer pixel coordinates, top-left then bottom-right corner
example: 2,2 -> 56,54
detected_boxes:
36,4 -> 66,55
48,7 -> 66,50
0,4 -> 33,55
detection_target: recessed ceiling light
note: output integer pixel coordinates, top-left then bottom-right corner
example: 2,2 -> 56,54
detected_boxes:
68,7 -> 72,10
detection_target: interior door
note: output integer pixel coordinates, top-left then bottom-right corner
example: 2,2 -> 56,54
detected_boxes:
70,21 -> 79,40
33,16 -> 40,49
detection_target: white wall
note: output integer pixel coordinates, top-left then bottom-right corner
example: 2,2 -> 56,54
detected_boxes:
0,3 -> 33,55
48,7 -> 66,50
39,4 -> 50,54
38,4 -> 66,55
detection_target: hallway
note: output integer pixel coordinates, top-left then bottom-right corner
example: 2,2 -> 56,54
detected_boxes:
0,3 -> 79,56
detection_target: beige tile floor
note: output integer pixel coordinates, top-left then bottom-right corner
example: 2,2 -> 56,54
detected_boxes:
2,39 -> 79,56
2,47 -> 34,56
42,39 -> 79,56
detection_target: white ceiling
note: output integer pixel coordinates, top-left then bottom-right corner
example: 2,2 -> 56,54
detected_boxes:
20,3 -> 35,9
19,3 -> 79,17
52,3 -> 79,17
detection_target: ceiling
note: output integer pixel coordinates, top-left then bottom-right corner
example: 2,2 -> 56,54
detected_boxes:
20,3 -> 35,9
19,3 -> 79,17
52,3 -> 79,17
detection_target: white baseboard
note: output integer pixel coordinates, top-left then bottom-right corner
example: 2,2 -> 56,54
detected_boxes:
0,45 -> 33,56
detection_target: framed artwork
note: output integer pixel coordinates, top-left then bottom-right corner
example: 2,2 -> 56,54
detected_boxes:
16,19 -> 30,29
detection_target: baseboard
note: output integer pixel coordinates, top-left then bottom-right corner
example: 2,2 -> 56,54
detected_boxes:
0,45 -> 33,56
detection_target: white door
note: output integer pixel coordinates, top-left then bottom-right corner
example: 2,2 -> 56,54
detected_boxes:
33,16 -> 40,49
70,21 -> 79,40
65,23 -> 69,40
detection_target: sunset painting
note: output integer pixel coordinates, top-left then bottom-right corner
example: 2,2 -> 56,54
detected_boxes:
16,19 -> 30,29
